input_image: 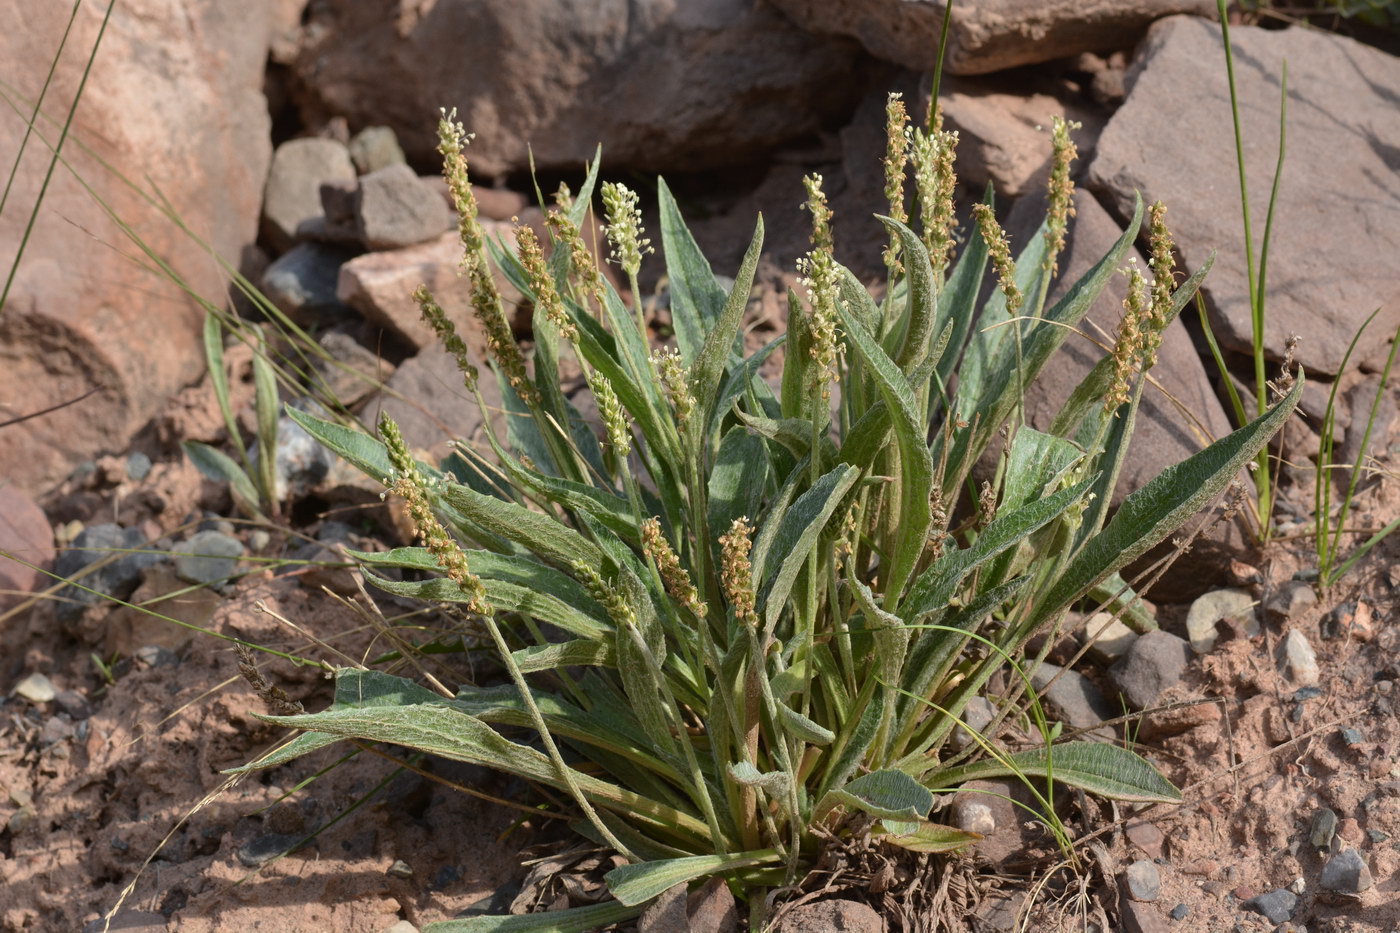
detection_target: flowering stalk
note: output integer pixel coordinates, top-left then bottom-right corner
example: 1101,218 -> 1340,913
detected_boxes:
882,93 -> 910,277
602,182 -> 653,337
515,221 -> 579,343
974,203 -> 1022,315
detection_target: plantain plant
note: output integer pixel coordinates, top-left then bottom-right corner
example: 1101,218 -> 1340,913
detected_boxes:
231,98 -> 1301,931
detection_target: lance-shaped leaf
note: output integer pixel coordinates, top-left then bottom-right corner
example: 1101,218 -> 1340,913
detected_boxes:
605,850 -> 781,907
875,216 -> 937,371
879,820 -> 983,854
423,899 -> 641,933
815,768 -> 935,825
756,464 -> 861,632
926,741 -> 1180,804
658,177 -> 727,363
690,215 -> 764,443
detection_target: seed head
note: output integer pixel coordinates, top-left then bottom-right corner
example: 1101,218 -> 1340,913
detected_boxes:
572,561 -> 636,628
601,182 -> 652,278
1042,116 -> 1081,276
974,203 -> 1022,314
591,371 -> 632,457
380,412 -> 490,614
415,285 -> 478,392
545,208 -> 605,308
1106,260 -> 1149,411
651,347 -> 695,428
436,108 -> 482,267
515,221 -> 578,341
910,125 -> 959,275
554,181 -> 574,213
799,174 -> 841,399
641,517 -> 704,619
719,517 -> 757,623
883,94 -> 911,272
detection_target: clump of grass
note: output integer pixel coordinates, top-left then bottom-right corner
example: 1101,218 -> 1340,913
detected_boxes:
229,90 -> 1301,929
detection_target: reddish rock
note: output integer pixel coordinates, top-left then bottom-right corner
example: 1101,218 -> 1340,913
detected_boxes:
0,0 -> 296,495
769,0 -> 1214,75
290,0 -> 866,176
0,488 -> 54,612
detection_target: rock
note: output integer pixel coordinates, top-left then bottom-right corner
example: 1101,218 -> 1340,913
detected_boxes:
1321,600 -> 1375,642
1120,895 -> 1171,933
54,524 -> 161,620
473,186 -> 529,223
380,922 -> 418,933
1088,15 -> 1400,377
386,859 -> 413,879
172,530 -> 244,584
373,344 -> 506,460
688,877 -> 739,933
249,401 -> 337,502
0,486 -> 54,611
261,242 -> 357,321
107,563 -> 222,655
54,690 -> 92,720
82,910 -> 168,933
0,0 -> 283,496
939,74 -> 1104,197
1309,808 -> 1338,848
337,228 -> 521,353
292,0 -> 865,177
1110,631 -> 1191,711
1168,903 -> 1189,921
953,695 -> 997,750
1010,193 -> 1234,511
1030,662 -> 1117,740
1244,889 -> 1296,924
769,0 -> 1214,75
971,891 -> 1026,932
262,137 -> 357,252
772,899 -> 884,933
1277,629 -> 1320,687
1334,376 -> 1400,494
1185,588 -> 1258,653
310,330 -> 395,407
125,451 -> 152,482
1083,612 -> 1139,663
1265,581 -> 1317,618
13,672 -> 56,703
638,883 -> 689,933
349,126 -> 407,175
1126,820 -> 1164,859
953,798 -> 997,836
953,779 -> 1037,868
1124,860 -> 1162,902
237,832 -> 303,868
1319,848 -> 1374,893
355,164 -> 452,251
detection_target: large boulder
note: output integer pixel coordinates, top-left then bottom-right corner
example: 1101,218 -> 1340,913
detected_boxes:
0,1 -> 301,495
1088,16 -> 1400,377
768,0 -> 1213,75
288,0 -> 868,176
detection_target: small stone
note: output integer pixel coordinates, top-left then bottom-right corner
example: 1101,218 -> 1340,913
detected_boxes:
1341,728 -> 1365,746
248,530 -> 272,553
1030,662 -> 1117,740
1185,588 -> 1258,653
953,695 -> 995,750
125,451 -> 152,481
356,163 -> 451,250
1367,828 -> 1390,843
1322,600 -> 1375,641
771,899 -> 884,933
172,530 -> 244,584
1265,580 -> 1316,618
262,137 -> 357,252
379,922 -> 418,933
1110,631 -> 1191,711
1277,630 -> 1320,686
638,883 -> 689,933
687,876 -> 739,933
1319,847 -> 1373,893
53,690 -> 91,719
1124,860 -> 1162,902
1244,888 -> 1297,924
349,126 -> 406,175
1083,612 -> 1138,662
954,799 -> 997,835
40,716 -> 74,746
1294,686 -> 1323,701
1126,820 -> 1165,859
1310,808 -> 1338,848
311,330 -> 394,407
386,859 -> 413,878
1120,896 -> 1170,933
13,672 -> 56,703
1336,817 -> 1363,844
251,401 -> 336,501
1169,903 -> 1190,922
1288,877 -> 1306,895
134,646 -> 178,668
261,242 -> 356,321
54,523 -> 162,620
1377,680 -> 1393,696
237,833 -> 303,868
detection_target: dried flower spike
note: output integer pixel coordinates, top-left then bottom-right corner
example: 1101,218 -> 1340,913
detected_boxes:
642,517 -> 704,619
415,285 -> 478,391
380,413 -> 490,614
515,220 -> 578,341
1106,260 -> 1149,411
719,517 -> 757,623
974,203 -> 1022,314
545,208 -> 605,308
601,182 -> 652,278
1042,116 -> 1081,275
652,347 -> 695,428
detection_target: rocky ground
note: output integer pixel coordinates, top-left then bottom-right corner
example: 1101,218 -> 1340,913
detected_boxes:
3,1 -> 1400,931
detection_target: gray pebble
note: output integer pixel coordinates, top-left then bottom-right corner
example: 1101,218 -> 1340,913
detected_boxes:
1310,808 -> 1337,848
13,672 -> 56,703
1169,903 -> 1189,921
1319,847 -> 1374,893
237,833 -> 303,868
1244,888 -> 1297,924
1110,631 -> 1191,711
1124,859 -> 1162,902
125,451 -> 152,481
173,529 -> 244,584
386,859 -> 413,878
